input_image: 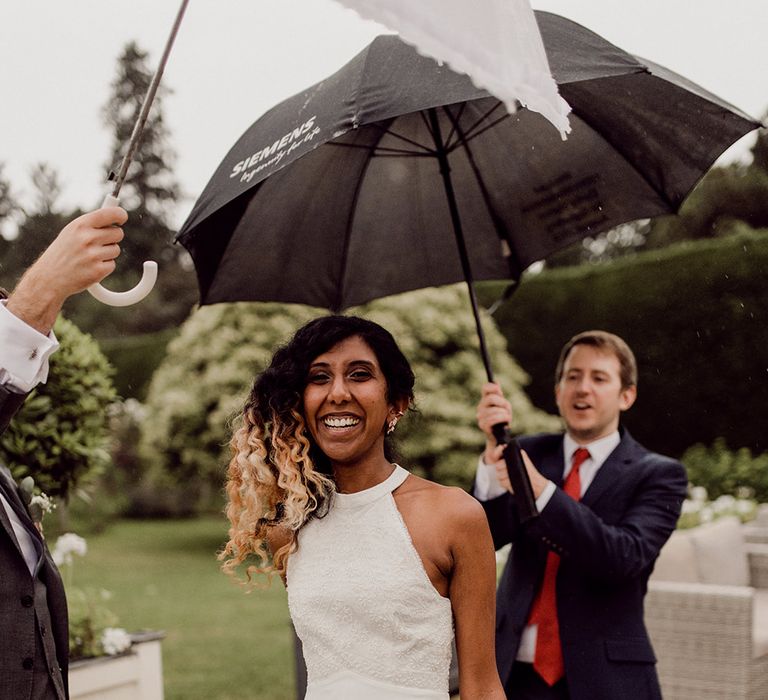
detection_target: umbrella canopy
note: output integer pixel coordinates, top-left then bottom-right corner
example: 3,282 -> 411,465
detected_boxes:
177,12 -> 759,313
332,0 -> 571,135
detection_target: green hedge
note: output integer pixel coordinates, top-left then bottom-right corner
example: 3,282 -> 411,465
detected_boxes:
99,328 -> 178,400
478,230 -> 768,458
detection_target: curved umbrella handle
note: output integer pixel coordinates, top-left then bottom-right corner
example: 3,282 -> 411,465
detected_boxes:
87,195 -> 158,307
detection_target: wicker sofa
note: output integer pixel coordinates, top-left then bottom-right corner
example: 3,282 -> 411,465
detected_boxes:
646,515 -> 768,700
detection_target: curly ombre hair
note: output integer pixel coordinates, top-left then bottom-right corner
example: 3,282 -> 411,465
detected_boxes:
220,315 -> 415,583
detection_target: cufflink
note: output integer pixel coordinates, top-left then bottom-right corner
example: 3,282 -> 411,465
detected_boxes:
29,348 -> 38,360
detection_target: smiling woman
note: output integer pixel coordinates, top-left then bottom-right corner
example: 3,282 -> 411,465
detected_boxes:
219,315 -> 505,700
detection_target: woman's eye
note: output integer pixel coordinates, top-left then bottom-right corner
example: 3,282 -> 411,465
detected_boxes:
350,370 -> 372,381
307,372 -> 330,384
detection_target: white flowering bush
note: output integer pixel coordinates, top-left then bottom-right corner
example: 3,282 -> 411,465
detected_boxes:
141,287 -> 558,503
51,533 -> 131,659
678,485 -> 758,529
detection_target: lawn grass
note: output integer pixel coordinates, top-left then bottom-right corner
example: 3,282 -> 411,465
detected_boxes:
63,517 -> 296,700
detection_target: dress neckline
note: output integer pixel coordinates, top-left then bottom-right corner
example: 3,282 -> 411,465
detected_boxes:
333,464 -> 409,509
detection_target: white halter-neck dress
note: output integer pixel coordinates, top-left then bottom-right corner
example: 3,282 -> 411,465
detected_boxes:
287,465 -> 454,699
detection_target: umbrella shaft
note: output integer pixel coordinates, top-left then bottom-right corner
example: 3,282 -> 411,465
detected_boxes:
426,108 -> 495,383
110,0 -> 190,197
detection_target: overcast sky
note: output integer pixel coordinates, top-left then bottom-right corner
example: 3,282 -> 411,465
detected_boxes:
1,0 -> 765,227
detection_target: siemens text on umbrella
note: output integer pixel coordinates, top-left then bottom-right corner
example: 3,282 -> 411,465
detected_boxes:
230,116 -> 319,182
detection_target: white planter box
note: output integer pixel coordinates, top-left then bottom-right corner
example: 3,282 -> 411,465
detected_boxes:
69,631 -> 164,700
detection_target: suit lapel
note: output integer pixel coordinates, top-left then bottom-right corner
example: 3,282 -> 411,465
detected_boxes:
0,489 -> 26,558
0,466 -> 44,548
581,430 -> 638,508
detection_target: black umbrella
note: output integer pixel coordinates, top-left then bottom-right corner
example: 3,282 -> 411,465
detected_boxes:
177,12 -> 760,519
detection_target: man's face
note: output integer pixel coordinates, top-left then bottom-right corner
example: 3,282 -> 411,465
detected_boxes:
555,344 -> 636,443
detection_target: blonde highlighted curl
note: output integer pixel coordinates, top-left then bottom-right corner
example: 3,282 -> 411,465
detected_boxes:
219,400 -> 335,584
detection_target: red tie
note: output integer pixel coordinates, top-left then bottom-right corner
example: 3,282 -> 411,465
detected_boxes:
528,447 -> 590,686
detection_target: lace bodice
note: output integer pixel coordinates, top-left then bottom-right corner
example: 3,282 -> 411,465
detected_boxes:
287,465 -> 453,696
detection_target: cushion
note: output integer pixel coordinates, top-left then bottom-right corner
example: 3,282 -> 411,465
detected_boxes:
754,590 -> 768,657
652,530 -> 700,583
752,588 -> 768,658
689,516 -> 750,587
755,504 -> 768,527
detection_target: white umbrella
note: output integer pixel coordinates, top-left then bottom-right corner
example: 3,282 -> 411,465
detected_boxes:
332,0 -> 571,137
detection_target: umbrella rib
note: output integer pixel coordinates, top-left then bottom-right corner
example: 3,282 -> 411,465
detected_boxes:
458,111 -> 511,146
442,103 -> 468,149
442,106 -> 524,275
369,123 -> 435,154
448,102 -> 506,147
327,142 -> 431,156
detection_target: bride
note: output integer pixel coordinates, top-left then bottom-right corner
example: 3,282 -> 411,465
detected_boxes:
220,315 -> 504,699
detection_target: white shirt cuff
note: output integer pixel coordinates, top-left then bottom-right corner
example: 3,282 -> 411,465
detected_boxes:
0,301 -> 58,392
473,456 -> 509,501
536,480 -> 556,511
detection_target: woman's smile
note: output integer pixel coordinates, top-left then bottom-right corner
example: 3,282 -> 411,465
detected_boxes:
321,414 -> 361,430
303,335 -> 397,469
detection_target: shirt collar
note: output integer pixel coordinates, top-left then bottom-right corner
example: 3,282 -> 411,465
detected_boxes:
564,430 -> 621,470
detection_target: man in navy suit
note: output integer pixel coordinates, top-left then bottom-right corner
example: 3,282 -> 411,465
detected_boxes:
0,206 -> 126,700
474,331 -> 687,700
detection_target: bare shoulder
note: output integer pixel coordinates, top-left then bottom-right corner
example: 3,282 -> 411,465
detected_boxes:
397,473 -> 486,527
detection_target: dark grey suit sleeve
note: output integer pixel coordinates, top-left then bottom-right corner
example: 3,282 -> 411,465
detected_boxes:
0,384 -> 27,435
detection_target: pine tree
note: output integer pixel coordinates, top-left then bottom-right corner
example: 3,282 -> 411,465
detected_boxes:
0,163 -> 73,290
0,164 -> 19,277
67,41 -> 197,336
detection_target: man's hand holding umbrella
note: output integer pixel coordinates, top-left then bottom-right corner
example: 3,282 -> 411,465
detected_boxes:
478,383 -> 548,498
7,207 -> 127,334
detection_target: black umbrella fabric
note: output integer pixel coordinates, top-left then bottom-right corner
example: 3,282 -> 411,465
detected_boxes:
177,12 -> 759,312
177,12 -> 760,520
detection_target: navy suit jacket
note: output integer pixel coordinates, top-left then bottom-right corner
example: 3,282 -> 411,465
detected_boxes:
482,429 -> 687,700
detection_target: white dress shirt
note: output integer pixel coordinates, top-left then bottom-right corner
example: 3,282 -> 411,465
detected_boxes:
0,300 -> 57,574
473,430 -> 621,662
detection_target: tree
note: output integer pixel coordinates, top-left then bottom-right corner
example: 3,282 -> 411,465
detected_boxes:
139,287 -> 559,513
644,163 -> 768,249
0,162 -> 19,239
65,41 -> 197,337
0,163 -> 20,275
29,162 -> 63,216
0,163 -> 74,291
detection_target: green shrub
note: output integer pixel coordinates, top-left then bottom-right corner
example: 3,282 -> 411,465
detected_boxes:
0,317 -> 117,498
479,230 -> 768,458
681,438 -> 768,503
140,286 -> 558,510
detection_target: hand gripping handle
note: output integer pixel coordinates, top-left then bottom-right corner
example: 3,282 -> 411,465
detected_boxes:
491,422 -> 539,522
87,195 -> 158,307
